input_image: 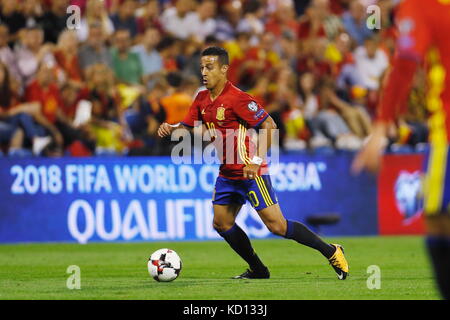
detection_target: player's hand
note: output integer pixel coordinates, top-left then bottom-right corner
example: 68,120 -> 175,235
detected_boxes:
352,123 -> 388,175
243,164 -> 260,180
157,122 -> 174,138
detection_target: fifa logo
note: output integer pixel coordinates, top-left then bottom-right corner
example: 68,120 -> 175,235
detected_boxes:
394,171 -> 423,223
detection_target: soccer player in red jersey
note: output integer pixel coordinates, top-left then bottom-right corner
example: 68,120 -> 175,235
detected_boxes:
158,47 -> 349,279
353,0 -> 450,299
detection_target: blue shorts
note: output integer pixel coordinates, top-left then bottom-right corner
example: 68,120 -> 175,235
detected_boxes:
423,145 -> 450,216
212,175 -> 278,211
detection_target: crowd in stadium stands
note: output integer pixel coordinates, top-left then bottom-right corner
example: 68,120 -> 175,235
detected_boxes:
0,0 -> 429,157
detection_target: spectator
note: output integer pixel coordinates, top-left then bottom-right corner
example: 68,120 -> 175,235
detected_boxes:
156,36 -> 180,72
297,37 -> 333,79
186,0 -> 217,42
131,27 -> 163,89
354,35 -> 389,91
160,0 -> 195,40
298,0 -> 344,47
0,0 -> 429,157
248,77 -> 273,109
313,0 -> 343,40
298,72 -> 319,123
275,67 -> 309,150
0,61 -> 27,155
25,62 -> 65,150
259,32 -> 281,69
329,0 -> 351,15
226,32 -> 254,88
78,22 -> 113,71
0,61 -> 59,155
324,32 -> 353,77
85,63 -> 119,123
111,28 -> 143,85
341,0 -> 373,46
126,76 -> 169,155
54,30 -> 83,85
278,30 -> 298,69
85,63 -> 128,154
159,72 -> 194,125
0,0 -> 26,39
228,32 -> 280,89
56,83 -> 96,153
110,0 -> 139,38
153,73 -> 194,155
136,0 -> 163,34
40,0 -> 70,43
15,26 -> 56,86
145,77 -> 169,135
265,0 -> 299,40
327,85 -> 372,139
215,0 -> 243,42
314,78 -> 364,150
77,0 -> 115,42
21,0 -> 44,29
297,1 -> 326,43
0,25 -> 21,87
237,0 -> 265,40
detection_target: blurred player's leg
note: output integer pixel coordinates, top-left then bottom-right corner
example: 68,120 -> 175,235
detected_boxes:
425,215 -> 450,300
213,204 -> 269,278
423,146 -> 450,299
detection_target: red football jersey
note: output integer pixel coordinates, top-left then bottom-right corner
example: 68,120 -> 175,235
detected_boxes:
378,0 -> 450,144
181,81 -> 270,179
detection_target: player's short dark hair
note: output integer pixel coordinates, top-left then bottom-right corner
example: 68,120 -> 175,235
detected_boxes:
201,46 -> 229,66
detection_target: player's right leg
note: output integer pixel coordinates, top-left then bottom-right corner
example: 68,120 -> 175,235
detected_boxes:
247,174 -> 348,279
212,176 -> 269,279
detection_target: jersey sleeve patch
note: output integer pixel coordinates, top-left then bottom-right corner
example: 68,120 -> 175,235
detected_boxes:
247,101 -> 258,112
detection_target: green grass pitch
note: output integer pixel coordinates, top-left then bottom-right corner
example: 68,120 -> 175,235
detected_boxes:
0,236 -> 440,300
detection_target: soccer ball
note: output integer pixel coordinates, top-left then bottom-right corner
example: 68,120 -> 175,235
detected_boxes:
148,248 -> 182,282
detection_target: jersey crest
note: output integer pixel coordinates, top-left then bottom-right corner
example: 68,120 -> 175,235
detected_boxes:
216,106 -> 226,120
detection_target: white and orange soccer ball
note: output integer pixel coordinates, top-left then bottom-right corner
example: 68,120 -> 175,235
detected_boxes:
148,248 -> 182,282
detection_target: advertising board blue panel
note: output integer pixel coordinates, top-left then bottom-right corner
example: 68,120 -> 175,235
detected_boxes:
0,154 -> 377,243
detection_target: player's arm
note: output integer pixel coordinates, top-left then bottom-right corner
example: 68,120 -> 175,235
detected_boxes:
243,115 -> 277,179
157,122 -> 191,138
255,115 -> 277,162
232,96 -> 273,179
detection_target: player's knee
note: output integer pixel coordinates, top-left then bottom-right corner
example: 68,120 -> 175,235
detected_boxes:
265,221 -> 286,236
212,219 -> 234,233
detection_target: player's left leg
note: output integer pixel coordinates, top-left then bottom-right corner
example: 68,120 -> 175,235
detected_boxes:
213,203 -> 269,279
212,176 -> 269,279
248,175 -> 349,279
